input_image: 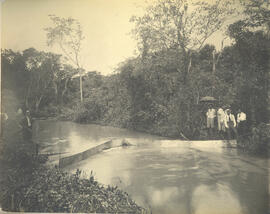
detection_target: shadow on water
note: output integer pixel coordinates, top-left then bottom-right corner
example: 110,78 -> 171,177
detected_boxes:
33,120 -> 269,214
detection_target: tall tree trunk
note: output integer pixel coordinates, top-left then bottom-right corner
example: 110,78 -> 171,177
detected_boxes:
25,77 -> 33,110
61,78 -> 70,105
187,55 -> 192,74
196,89 -> 200,104
53,82 -> 58,105
35,95 -> 43,113
211,50 -> 216,96
80,75 -> 83,102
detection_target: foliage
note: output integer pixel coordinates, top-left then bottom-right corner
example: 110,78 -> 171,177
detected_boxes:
1,48 -> 78,114
130,0 -> 234,53
2,25 -> 269,142
45,15 -> 85,102
238,123 -> 270,154
0,93 -> 145,213
23,48 -> 60,112
1,49 -> 29,109
1,166 -> 145,213
2,1 -> 269,148
3,2 -> 270,213
130,0 -> 235,88
227,22 -> 270,124
73,102 -> 90,123
240,0 -> 270,32
57,106 -> 75,121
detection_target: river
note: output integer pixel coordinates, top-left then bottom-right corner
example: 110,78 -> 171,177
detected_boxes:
33,120 -> 269,214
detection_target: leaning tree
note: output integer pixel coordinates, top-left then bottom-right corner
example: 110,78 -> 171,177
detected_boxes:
45,15 -> 85,102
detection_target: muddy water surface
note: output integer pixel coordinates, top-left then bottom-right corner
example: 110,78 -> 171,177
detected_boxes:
34,120 -> 269,214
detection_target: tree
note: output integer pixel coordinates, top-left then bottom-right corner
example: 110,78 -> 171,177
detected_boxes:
240,0 -> 270,34
57,64 -> 78,105
23,48 -> 56,112
130,0 -> 236,137
129,0 -> 235,137
45,15 -> 85,102
233,0 -> 270,123
1,49 -> 29,108
226,21 -> 270,124
131,0 -> 235,80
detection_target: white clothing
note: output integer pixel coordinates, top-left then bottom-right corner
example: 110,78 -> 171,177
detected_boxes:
217,108 -> 225,131
217,108 -> 225,122
26,116 -> 31,127
224,113 -> 236,128
237,112 -> 246,123
206,108 -> 216,119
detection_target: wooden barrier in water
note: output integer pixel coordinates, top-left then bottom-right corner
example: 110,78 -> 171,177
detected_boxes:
59,138 -> 237,168
59,138 -> 130,168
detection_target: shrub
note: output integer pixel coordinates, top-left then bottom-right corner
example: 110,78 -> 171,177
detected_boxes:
0,115 -> 146,213
0,165 -> 145,213
6,168 -> 145,213
238,123 -> 270,154
73,103 -> 89,123
57,106 -> 74,121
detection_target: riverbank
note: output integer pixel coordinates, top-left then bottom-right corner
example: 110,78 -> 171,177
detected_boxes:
0,116 -> 147,213
0,160 -> 146,213
0,149 -> 147,213
36,109 -> 270,156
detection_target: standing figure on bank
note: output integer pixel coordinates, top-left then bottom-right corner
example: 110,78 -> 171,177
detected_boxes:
21,110 -> 33,141
224,109 -> 237,140
237,109 -> 247,136
217,106 -> 226,133
206,104 -> 216,137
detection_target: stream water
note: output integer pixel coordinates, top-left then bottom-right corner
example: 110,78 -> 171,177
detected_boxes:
33,120 -> 269,214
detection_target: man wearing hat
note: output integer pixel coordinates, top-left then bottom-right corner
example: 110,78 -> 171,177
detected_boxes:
237,109 -> 247,136
21,110 -> 33,141
206,104 -> 216,137
217,105 -> 226,133
224,109 -> 237,140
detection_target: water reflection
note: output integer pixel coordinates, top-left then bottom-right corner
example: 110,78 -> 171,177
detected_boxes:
65,145 -> 268,214
33,120 -> 269,214
191,184 -> 243,214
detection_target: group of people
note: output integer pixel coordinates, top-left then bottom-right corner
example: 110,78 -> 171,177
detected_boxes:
206,104 -> 247,139
1,107 -> 38,156
1,108 -> 33,140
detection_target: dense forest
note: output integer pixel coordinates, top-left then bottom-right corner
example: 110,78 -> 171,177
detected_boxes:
2,0 -> 270,141
1,0 -> 270,212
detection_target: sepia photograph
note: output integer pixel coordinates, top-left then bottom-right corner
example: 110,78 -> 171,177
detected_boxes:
0,0 -> 269,213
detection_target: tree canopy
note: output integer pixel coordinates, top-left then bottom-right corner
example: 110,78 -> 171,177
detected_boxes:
45,15 -> 85,102
1,0 -> 269,139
